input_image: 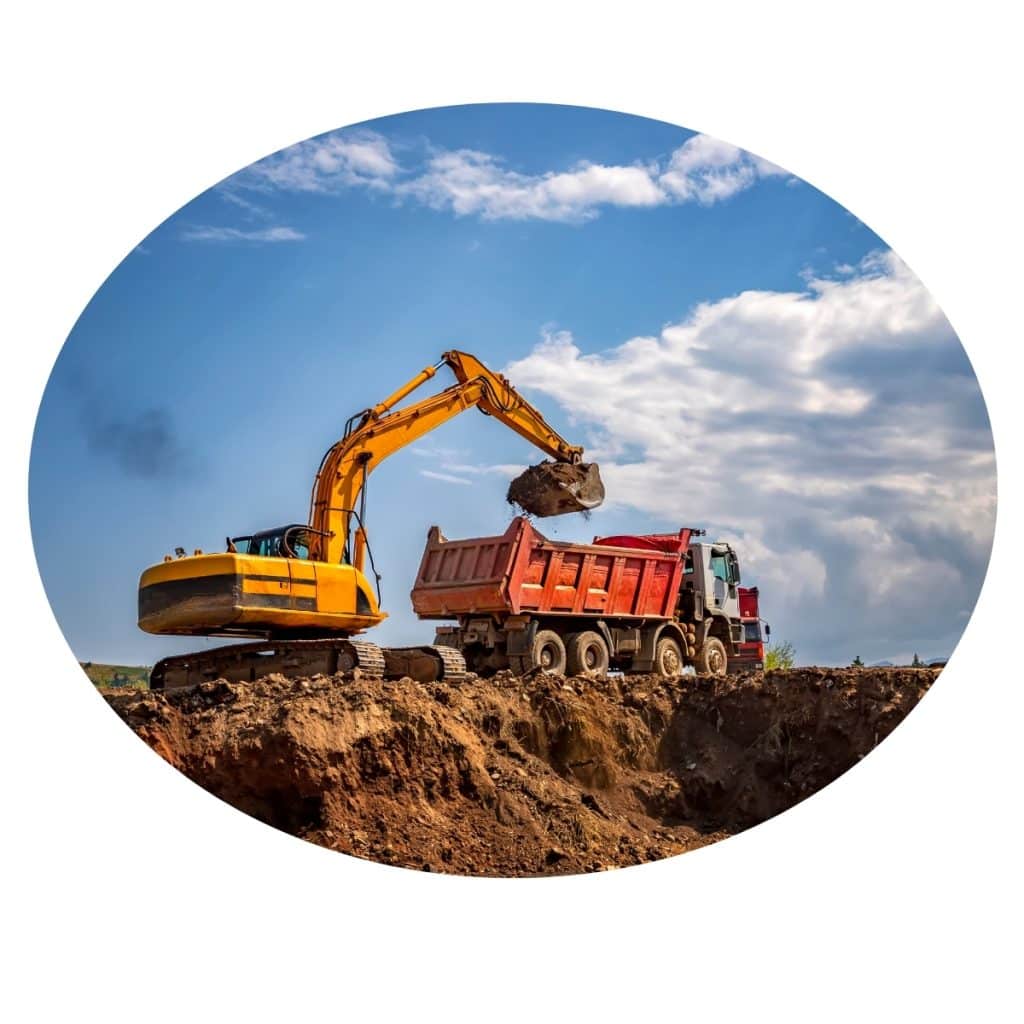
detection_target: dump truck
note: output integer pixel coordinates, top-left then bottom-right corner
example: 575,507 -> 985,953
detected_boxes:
411,516 -> 758,677
728,586 -> 770,673
138,351 -> 604,690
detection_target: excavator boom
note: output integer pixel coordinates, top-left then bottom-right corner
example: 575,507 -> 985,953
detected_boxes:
308,349 -> 602,568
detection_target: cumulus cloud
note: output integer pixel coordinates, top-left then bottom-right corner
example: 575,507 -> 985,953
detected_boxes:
240,131 -> 401,193
395,150 -> 668,222
211,127 -> 787,227
659,133 -> 786,204
503,252 -> 996,664
391,132 -> 785,222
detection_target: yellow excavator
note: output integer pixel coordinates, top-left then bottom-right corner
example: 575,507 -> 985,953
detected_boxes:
138,350 -> 604,689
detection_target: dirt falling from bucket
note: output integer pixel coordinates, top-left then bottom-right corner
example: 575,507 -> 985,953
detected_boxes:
507,461 -> 605,517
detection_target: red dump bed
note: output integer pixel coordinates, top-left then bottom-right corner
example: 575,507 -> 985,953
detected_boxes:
412,516 -> 691,621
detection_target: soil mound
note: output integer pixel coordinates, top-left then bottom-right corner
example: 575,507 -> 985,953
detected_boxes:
105,667 -> 937,876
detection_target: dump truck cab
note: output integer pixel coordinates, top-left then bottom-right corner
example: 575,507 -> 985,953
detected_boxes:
685,541 -> 742,620
729,585 -> 770,673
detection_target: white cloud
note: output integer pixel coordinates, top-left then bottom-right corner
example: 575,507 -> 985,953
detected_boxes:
414,454 -> 526,487
441,462 -> 525,476
411,445 -> 466,460
419,469 -> 473,486
217,188 -> 272,218
179,225 -> 306,243
658,133 -> 786,204
396,150 -> 667,222
218,128 -> 787,225
503,252 -> 996,663
242,131 -> 400,193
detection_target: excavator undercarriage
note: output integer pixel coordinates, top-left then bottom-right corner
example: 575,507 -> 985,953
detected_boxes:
150,637 -> 467,690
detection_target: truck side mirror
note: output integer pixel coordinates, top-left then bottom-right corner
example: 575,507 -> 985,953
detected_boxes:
765,623 -> 771,637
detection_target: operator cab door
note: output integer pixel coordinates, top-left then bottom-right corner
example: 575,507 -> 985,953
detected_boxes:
283,527 -> 318,612
709,546 -> 741,618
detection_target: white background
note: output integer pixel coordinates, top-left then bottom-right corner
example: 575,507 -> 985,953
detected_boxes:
2,3 -> 1021,1020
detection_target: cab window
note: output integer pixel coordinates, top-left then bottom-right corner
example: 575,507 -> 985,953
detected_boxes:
284,529 -> 311,559
710,554 -> 730,582
254,535 -> 284,557
231,526 -> 310,559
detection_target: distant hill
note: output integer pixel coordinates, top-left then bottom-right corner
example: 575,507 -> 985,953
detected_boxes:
870,660 -> 895,668
81,662 -> 150,689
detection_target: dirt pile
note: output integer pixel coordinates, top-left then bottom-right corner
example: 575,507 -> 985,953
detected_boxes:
507,460 -> 605,517
105,667 -> 937,876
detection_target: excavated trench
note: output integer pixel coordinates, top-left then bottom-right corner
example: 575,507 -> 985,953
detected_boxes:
105,667 -> 938,877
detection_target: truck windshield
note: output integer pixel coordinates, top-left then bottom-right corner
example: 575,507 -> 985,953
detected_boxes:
711,551 -> 740,583
711,554 -> 730,581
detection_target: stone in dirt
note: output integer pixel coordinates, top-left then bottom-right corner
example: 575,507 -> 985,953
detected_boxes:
507,460 -> 605,517
104,666 -> 938,878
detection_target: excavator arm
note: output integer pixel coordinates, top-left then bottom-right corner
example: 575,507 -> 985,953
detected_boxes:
308,350 -> 594,567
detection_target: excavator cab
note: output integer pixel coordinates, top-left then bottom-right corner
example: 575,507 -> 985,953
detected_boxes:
230,525 -> 313,560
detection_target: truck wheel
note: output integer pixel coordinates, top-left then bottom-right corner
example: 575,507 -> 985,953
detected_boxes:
696,637 -> 728,676
654,636 -> 683,677
566,631 -> 610,678
512,629 -> 567,676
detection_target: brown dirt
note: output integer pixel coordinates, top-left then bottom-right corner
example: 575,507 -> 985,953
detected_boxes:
104,667 -> 937,877
507,460 -> 605,517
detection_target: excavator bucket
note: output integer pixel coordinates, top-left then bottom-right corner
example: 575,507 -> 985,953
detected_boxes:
507,461 -> 605,517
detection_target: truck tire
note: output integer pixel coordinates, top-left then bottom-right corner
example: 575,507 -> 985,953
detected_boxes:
654,636 -> 683,678
695,637 -> 728,676
511,629 -> 567,676
566,631 -> 610,678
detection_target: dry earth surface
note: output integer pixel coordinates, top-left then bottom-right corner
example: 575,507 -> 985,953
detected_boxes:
104,667 -> 937,876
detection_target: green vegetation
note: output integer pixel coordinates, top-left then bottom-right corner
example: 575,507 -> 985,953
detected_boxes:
80,662 -> 150,690
765,641 -> 796,670
911,653 -> 922,667
851,655 -> 864,667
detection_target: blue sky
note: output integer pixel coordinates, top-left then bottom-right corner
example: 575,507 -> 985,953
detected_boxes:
29,103 -> 996,666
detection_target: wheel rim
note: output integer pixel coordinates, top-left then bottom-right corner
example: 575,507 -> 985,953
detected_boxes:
662,645 -> 680,674
584,646 -> 598,670
709,647 -> 725,673
539,644 -> 556,669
